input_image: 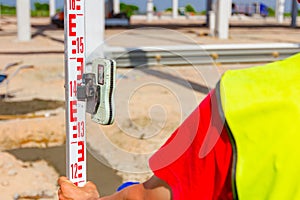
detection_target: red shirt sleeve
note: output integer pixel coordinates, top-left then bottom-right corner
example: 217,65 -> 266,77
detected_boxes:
149,90 -> 233,200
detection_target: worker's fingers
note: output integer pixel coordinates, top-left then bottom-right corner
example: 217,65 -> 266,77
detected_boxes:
58,176 -> 74,186
82,181 -> 100,198
58,188 -> 67,200
58,176 -> 78,198
57,177 -> 100,200
58,187 -> 72,200
84,181 -> 99,192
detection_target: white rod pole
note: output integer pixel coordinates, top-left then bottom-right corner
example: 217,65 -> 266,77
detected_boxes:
64,0 -> 87,186
17,0 -> 31,41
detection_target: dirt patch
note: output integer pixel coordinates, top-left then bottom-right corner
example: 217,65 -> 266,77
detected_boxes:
7,145 -> 123,197
0,152 -> 58,200
0,98 -> 64,115
0,108 -> 66,150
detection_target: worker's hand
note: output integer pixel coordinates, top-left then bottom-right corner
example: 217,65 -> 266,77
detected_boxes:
58,176 -> 100,200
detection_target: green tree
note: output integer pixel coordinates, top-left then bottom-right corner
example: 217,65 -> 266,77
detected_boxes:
165,7 -> 172,12
32,2 -> 49,17
0,5 -> 16,15
120,3 -> 139,18
34,2 -> 49,11
267,7 -> 275,17
185,4 -> 196,13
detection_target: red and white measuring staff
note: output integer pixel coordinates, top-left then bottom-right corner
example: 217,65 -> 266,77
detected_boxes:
64,0 -> 86,186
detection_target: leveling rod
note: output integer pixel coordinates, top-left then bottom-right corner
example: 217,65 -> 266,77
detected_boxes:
64,0 -> 116,186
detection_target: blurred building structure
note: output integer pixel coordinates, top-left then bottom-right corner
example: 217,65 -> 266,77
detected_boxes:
15,0 -> 299,41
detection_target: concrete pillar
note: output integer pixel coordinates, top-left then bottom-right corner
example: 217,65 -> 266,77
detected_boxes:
113,0 -> 120,14
255,3 -> 260,14
206,0 -> 213,26
209,11 -> 215,36
276,0 -> 285,23
291,0 -> 298,27
85,0 -> 105,57
215,0 -> 231,39
147,0 -> 153,22
17,0 -> 31,41
228,1 -> 232,18
172,0 -> 178,19
107,0 -> 113,16
49,0 -> 56,17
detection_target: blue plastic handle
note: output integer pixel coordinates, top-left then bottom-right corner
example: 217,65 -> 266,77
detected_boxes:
117,181 -> 140,191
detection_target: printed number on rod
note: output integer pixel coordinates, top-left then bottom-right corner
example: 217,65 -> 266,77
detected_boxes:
71,163 -> 78,179
78,121 -> 84,138
69,0 -> 76,10
70,80 -> 77,97
77,37 -> 84,53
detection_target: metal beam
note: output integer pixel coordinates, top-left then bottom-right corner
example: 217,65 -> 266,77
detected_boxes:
16,0 -> 31,41
105,43 -> 300,67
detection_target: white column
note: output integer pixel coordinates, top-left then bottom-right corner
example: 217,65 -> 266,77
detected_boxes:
209,11 -> 215,36
276,0 -> 285,23
291,0 -> 298,27
17,0 -> 31,41
255,3 -> 260,14
215,0 -> 231,39
206,0 -> 213,26
147,0 -> 153,22
107,0 -> 113,15
85,0 -> 105,57
49,0 -> 56,17
172,0 -> 178,19
113,0 -> 120,14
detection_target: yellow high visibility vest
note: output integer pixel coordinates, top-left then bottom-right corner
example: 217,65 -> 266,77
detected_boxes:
219,53 -> 300,199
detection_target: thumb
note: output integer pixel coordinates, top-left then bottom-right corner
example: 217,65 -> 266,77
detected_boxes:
58,176 -> 75,186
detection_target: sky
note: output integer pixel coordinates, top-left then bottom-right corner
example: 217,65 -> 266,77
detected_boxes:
0,0 -> 298,13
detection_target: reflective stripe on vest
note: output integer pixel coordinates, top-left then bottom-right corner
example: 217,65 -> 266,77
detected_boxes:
219,53 -> 300,200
